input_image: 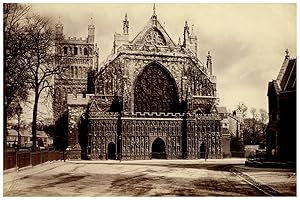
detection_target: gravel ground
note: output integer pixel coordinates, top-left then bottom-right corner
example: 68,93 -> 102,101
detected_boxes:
3,158 -> 296,196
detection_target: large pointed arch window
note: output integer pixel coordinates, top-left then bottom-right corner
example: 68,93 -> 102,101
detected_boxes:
134,63 -> 179,113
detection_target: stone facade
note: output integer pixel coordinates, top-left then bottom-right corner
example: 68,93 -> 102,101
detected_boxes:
53,22 -> 99,120
64,7 -> 222,160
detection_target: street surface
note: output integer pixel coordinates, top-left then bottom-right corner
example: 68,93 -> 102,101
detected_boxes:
3,158 -> 296,196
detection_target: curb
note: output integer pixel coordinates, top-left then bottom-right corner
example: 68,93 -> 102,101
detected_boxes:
245,160 -> 296,169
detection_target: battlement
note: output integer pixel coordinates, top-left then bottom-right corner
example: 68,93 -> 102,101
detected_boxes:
87,111 -> 221,120
65,36 -> 88,43
89,112 -> 119,118
192,95 -> 218,99
122,112 -> 219,120
67,94 -> 95,105
123,112 -> 185,118
187,113 -> 221,120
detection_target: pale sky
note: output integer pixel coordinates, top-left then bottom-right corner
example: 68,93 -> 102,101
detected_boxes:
19,3 -> 296,122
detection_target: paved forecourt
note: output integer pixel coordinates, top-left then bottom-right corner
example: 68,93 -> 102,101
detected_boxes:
3,158 -> 296,196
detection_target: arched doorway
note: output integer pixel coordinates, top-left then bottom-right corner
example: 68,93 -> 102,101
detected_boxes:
151,138 -> 166,159
134,63 -> 179,113
200,142 -> 206,158
108,142 -> 116,160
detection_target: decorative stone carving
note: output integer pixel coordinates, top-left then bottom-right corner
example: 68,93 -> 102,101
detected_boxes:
143,29 -> 166,46
65,11 -> 223,161
134,64 -> 179,113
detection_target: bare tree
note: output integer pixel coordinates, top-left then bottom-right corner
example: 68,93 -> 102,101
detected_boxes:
259,108 -> 268,146
242,108 -> 268,145
259,109 -> 268,124
236,102 -> 248,117
250,108 -> 257,119
249,108 -> 257,144
4,3 -> 31,122
22,14 -> 66,151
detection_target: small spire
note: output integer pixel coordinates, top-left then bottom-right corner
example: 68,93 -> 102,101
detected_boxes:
89,16 -> 94,25
178,37 -> 181,46
207,51 -> 212,65
191,24 -> 195,35
285,49 -> 289,57
151,3 -> 157,26
185,20 -> 188,27
123,13 -> 129,34
207,51 -> 213,75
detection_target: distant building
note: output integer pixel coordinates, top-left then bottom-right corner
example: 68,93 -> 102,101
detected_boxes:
228,111 -> 243,140
266,50 -> 296,161
214,107 -> 243,157
214,106 -> 231,157
6,128 -> 53,149
6,129 -> 18,148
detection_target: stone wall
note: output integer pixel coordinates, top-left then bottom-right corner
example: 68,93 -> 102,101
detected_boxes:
67,94 -> 92,148
87,112 -> 222,160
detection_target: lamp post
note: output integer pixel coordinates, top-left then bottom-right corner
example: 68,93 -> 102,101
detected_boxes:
16,103 -> 23,151
204,132 -> 208,162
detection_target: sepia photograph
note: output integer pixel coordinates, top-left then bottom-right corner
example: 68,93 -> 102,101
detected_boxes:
2,1 -> 297,197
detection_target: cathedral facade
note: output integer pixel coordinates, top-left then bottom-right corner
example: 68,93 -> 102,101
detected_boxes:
61,7 -> 222,160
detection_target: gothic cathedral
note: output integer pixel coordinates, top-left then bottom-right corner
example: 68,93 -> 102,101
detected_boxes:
54,6 -> 222,160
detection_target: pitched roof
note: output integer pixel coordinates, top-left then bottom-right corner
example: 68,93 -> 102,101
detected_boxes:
276,54 -> 296,91
280,58 -> 296,91
269,52 -> 296,96
7,129 -> 18,136
131,14 -> 176,47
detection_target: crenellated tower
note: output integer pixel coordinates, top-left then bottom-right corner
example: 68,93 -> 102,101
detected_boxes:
53,18 -> 99,120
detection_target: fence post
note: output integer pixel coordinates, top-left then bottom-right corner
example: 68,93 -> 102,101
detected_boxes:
15,149 -> 18,168
29,148 -> 32,166
40,150 -> 42,164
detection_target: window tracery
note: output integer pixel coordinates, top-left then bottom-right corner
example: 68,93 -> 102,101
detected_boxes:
143,29 -> 166,46
134,64 -> 179,113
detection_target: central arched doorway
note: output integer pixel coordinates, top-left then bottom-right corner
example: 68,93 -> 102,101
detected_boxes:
108,142 -> 116,160
151,137 -> 166,159
134,63 -> 179,113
